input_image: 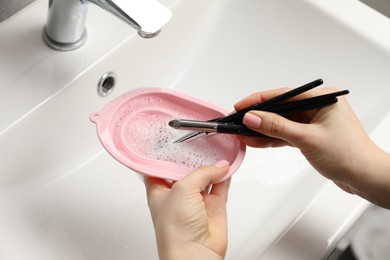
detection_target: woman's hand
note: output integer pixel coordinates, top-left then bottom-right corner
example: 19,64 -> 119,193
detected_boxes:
235,87 -> 390,208
144,160 -> 231,260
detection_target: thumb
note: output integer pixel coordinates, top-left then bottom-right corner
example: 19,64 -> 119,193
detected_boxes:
243,111 -> 308,145
177,160 -> 231,194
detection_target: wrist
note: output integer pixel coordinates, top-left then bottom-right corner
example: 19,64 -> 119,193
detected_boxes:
345,143 -> 390,208
338,136 -> 380,186
356,150 -> 390,208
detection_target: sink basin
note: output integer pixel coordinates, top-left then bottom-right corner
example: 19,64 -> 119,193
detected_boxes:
359,0 -> 390,18
1,0 -> 390,259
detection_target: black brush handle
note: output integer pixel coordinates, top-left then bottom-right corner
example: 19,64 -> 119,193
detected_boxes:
217,123 -> 267,137
268,90 -> 349,115
276,97 -> 338,116
217,79 -> 324,124
216,96 -> 340,138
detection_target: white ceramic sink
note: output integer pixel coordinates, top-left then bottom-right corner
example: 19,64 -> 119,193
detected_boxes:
1,0 -> 390,259
359,0 -> 390,18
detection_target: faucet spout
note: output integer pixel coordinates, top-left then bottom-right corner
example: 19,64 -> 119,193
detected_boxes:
89,0 -> 171,38
43,0 -> 172,51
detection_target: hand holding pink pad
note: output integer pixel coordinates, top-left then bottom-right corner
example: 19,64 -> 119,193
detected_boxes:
90,88 -> 246,181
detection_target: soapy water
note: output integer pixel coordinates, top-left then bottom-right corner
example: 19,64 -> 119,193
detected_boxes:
120,111 -> 238,171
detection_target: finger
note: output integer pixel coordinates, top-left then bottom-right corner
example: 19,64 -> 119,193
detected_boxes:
334,181 -> 354,194
209,178 -> 231,203
243,111 -> 310,146
144,176 -> 172,204
237,135 -> 291,148
144,176 -> 172,194
174,161 -> 230,194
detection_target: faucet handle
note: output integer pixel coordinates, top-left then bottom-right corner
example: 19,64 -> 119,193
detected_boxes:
97,0 -> 172,38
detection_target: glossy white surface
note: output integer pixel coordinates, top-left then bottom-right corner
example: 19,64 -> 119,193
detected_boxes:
1,0 -> 390,259
113,0 -> 172,34
359,0 -> 390,18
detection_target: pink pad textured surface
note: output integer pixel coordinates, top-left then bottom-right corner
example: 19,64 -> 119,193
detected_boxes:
90,88 -> 246,181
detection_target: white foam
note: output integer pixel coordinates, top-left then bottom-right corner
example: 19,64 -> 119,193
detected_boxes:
121,111 -> 235,171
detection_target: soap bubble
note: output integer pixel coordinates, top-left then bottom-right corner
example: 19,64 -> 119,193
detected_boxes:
121,110 -> 236,175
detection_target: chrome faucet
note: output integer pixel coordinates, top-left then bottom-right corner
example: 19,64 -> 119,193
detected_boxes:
43,0 -> 172,51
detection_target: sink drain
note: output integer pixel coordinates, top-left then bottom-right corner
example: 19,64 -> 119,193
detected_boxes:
97,72 -> 117,97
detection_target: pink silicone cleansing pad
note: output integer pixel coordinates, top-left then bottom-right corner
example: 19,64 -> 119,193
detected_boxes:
90,88 -> 246,181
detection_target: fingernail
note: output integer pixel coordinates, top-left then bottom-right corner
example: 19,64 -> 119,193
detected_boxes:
243,113 -> 262,129
215,160 -> 230,168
